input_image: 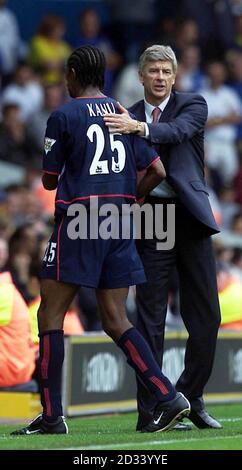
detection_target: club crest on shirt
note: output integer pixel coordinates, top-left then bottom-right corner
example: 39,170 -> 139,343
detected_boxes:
44,137 -> 56,155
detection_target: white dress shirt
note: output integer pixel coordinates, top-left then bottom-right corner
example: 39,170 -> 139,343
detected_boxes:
144,95 -> 170,129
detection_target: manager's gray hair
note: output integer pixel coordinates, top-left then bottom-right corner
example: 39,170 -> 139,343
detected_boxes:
139,45 -> 178,73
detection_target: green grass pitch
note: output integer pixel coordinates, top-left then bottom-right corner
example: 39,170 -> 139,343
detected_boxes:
1,404 -> 242,450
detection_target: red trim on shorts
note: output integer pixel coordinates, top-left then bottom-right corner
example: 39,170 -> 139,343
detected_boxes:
125,339 -> 148,373
149,375 -> 169,395
55,194 -> 136,205
41,334 -> 50,380
57,216 -> 65,282
43,170 -> 59,176
44,388 -> 52,416
144,156 -> 160,170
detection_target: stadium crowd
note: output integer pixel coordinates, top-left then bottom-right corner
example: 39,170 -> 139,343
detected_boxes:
1,0 -> 242,389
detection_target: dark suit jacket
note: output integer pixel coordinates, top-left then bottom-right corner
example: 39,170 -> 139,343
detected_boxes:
129,91 -> 219,235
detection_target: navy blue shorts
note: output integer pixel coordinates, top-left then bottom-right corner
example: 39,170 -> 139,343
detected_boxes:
41,214 -> 146,289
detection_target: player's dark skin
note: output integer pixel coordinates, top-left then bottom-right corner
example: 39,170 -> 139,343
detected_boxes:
39,67 -> 165,342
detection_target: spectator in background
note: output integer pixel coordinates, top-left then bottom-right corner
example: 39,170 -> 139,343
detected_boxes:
200,61 -> 242,186
173,19 -> 199,56
31,174 -> 56,218
5,185 -> 31,228
231,211 -> 242,235
219,186 -> 241,229
27,83 -> 65,153
181,0 -> 234,57
114,62 -> 144,108
0,104 -> 40,167
213,243 -> 234,265
226,49 -> 242,141
0,236 -> 36,391
73,9 -> 121,95
107,0 -> 156,62
0,0 -> 25,84
8,223 -> 39,303
154,17 -> 177,47
176,46 -> 206,93
4,182 -> 52,231
29,14 -> 71,85
1,64 -> 44,122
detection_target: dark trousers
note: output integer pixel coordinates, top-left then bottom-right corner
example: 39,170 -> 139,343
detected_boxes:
135,199 -> 221,428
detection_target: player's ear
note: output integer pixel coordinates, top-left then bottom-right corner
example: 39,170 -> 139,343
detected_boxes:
139,71 -> 144,86
71,67 -> 76,79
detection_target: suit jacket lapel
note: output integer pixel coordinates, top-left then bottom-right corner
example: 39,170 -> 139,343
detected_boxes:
135,101 -> 146,121
155,93 -> 176,167
159,92 -> 176,122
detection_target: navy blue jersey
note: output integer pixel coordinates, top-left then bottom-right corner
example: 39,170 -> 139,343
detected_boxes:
43,96 -> 159,214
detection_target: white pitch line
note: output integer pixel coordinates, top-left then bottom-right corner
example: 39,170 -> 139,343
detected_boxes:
220,417 -> 242,422
64,433 -> 242,451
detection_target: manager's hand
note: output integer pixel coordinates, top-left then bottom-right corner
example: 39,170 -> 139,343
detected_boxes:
103,102 -> 145,136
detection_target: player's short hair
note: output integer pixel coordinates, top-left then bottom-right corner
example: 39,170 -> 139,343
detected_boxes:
139,45 -> 177,74
67,46 -> 106,89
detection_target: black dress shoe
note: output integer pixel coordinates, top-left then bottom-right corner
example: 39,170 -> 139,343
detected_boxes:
189,409 -> 222,429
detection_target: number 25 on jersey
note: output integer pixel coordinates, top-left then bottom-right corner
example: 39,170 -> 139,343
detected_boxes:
87,124 -> 126,175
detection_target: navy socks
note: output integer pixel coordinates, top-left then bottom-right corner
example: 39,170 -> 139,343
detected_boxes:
38,326 -> 175,422
38,329 -> 64,422
117,327 -> 175,402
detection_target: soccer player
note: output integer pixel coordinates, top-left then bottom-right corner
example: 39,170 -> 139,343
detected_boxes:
11,46 -> 190,435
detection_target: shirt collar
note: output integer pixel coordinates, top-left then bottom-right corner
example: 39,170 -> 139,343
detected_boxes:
144,95 -> 170,120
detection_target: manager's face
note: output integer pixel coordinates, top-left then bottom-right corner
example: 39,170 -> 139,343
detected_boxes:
139,60 -> 176,105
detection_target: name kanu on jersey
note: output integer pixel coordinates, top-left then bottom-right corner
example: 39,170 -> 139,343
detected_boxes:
86,101 -> 116,117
